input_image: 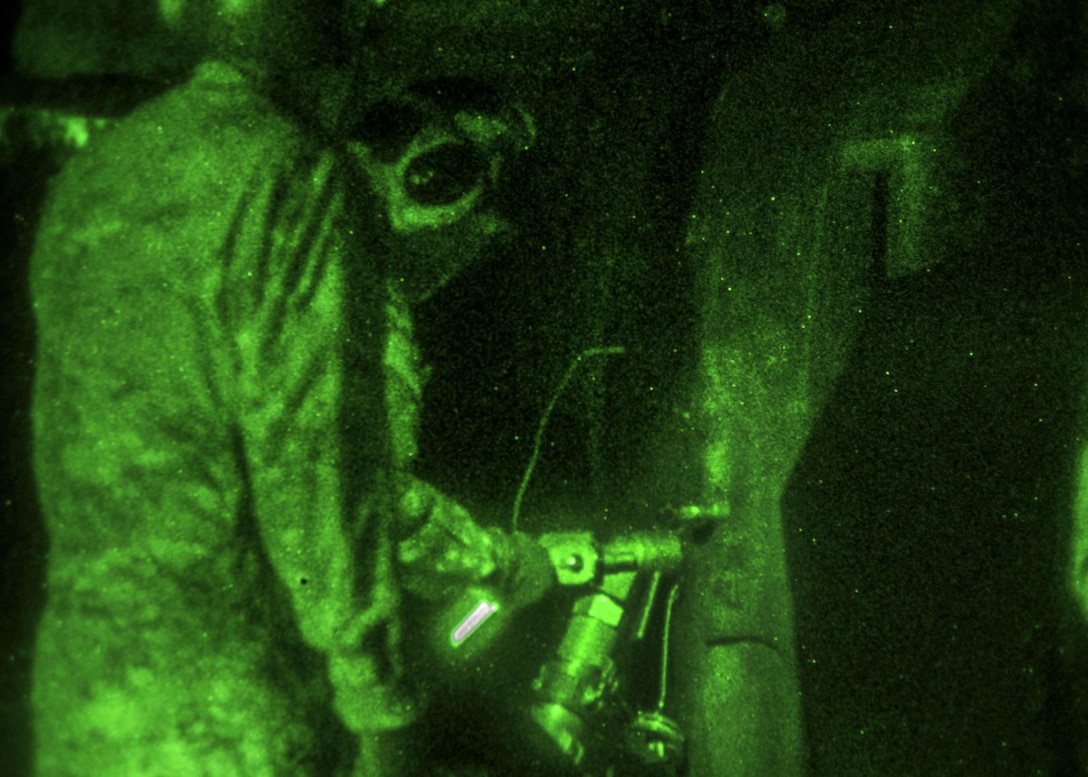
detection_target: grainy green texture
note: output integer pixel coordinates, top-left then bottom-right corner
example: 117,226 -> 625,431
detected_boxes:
1074,445 -> 1088,625
668,4 -> 1024,774
30,61 -> 414,776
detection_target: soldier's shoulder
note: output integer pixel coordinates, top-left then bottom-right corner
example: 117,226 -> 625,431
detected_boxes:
32,63 -> 328,285
58,62 -> 305,196
144,62 -> 303,166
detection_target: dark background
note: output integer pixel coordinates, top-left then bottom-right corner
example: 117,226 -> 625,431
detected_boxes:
784,17 -> 1088,770
788,253 -> 1088,775
2,7 -> 49,777
3,2 -> 1088,776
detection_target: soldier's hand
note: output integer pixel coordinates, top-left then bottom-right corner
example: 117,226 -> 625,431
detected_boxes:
395,479 -> 554,609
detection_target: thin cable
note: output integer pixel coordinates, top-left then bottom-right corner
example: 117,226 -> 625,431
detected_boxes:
511,345 -> 625,532
636,570 -> 662,641
656,583 -> 681,711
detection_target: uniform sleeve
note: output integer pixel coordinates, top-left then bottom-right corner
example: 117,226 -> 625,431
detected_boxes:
226,146 -> 413,732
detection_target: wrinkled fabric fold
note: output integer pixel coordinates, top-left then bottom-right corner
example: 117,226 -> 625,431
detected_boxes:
30,61 -> 411,776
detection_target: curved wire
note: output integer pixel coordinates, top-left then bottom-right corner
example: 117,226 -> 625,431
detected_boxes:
657,582 -> 681,711
511,345 -> 625,532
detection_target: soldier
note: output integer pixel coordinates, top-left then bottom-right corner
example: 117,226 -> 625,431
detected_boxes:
28,2 -> 542,775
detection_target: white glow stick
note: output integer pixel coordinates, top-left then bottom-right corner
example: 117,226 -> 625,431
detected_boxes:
452,600 -> 497,646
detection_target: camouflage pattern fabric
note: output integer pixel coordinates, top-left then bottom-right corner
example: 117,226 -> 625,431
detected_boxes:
29,61 -> 415,777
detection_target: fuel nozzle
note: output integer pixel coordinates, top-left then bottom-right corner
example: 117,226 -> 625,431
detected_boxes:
530,587 -> 628,765
528,531 -> 682,768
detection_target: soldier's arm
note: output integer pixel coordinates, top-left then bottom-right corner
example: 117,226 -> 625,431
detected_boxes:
230,145 -> 413,736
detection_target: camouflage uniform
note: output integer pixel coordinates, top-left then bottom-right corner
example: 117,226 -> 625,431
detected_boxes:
30,61 -> 414,776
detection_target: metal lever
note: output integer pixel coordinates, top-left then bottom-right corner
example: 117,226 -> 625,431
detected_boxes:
625,582 -> 686,770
